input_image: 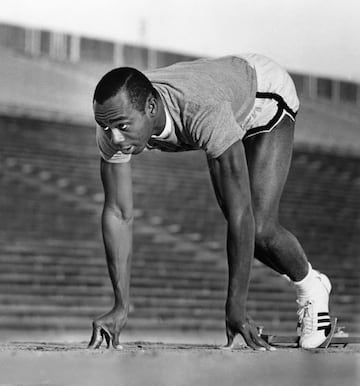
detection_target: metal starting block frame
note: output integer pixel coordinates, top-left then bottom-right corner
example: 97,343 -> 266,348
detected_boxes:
259,318 -> 360,348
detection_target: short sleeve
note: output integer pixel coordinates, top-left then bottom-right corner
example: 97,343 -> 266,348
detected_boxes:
95,125 -> 131,163
189,102 -> 245,159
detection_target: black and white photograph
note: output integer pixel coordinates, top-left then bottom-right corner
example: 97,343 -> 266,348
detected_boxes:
0,1 -> 359,385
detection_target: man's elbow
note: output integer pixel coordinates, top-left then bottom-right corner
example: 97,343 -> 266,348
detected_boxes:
226,202 -> 254,231
102,203 -> 134,224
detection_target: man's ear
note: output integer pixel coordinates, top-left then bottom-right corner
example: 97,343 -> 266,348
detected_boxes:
146,95 -> 158,116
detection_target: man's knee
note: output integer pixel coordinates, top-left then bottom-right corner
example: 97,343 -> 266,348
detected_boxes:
254,216 -> 278,247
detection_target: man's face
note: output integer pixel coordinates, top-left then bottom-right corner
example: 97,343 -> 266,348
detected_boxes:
94,90 -> 154,155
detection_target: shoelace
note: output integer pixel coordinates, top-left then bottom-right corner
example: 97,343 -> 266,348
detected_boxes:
297,300 -> 315,335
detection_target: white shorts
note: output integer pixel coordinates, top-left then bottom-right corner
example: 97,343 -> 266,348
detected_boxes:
240,54 -> 300,139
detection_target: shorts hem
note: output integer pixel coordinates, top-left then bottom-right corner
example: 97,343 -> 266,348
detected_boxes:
243,92 -> 298,139
243,110 -> 296,139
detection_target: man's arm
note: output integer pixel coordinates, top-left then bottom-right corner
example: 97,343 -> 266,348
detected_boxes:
207,139 -> 272,351
88,158 -> 133,349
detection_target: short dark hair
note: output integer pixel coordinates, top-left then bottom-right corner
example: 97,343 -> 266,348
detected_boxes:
93,67 -> 156,112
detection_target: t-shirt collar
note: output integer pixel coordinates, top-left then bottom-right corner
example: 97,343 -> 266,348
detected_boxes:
151,103 -> 172,139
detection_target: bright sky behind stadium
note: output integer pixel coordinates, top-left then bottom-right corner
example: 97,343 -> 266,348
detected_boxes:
1,0 -> 359,81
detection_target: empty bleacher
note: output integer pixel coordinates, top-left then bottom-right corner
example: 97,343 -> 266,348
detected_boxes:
0,113 -> 359,335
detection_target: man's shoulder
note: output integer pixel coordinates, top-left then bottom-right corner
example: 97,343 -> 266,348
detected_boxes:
146,55 -> 255,108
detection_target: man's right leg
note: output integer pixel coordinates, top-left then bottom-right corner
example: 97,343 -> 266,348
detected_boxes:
243,116 -> 308,281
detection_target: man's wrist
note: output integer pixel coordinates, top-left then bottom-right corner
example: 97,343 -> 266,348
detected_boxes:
226,297 -> 247,319
227,284 -> 248,303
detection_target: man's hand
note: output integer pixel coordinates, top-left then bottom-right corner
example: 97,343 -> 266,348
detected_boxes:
225,314 -> 275,351
88,308 -> 127,349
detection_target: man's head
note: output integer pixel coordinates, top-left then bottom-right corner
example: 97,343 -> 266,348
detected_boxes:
93,67 -> 164,155
93,67 -> 156,112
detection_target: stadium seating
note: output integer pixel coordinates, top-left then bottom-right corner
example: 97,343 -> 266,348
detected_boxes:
0,114 -> 359,335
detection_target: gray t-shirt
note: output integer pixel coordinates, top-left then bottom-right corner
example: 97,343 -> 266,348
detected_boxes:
97,55 -> 257,162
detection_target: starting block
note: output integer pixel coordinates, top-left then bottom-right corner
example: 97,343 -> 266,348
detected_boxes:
259,318 -> 360,348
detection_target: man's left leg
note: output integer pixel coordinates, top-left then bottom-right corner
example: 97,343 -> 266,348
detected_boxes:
243,115 -> 332,348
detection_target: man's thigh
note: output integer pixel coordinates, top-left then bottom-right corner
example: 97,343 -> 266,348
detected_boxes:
243,115 -> 295,219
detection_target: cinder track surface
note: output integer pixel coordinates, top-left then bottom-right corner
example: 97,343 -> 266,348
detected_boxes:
0,340 -> 359,386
